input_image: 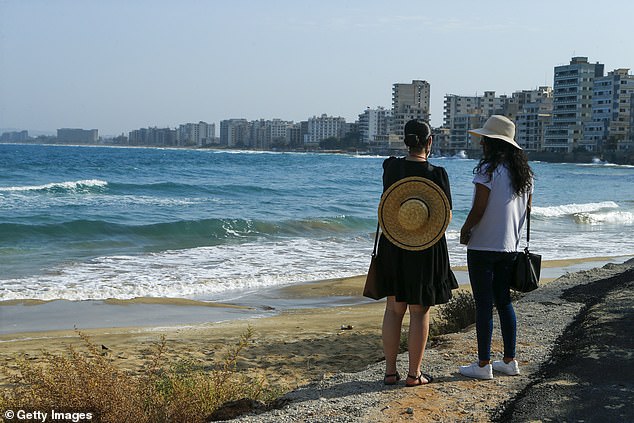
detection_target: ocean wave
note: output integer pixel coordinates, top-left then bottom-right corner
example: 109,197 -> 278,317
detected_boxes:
578,161 -> 634,169
573,211 -> 634,225
0,237 -> 373,301
532,201 -> 619,218
1,216 -> 373,247
0,179 -> 108,193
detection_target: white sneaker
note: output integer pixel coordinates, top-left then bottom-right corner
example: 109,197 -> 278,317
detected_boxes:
492,359 -> 520,376
459,362 -> 493,380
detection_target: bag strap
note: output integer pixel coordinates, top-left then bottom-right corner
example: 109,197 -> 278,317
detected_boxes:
372,157 -> 405,257
371,223 -> 380,257
525,205 -> 531,252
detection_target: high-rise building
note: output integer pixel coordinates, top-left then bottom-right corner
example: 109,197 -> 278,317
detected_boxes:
248,119 -> 293,149
544,57 -> 604,153
444,91 -> 507,128
177,121 -> 216,147
358,107 -> 389,146
585,68 -> 634,152
443,91 -> 508,150
128,127 -> 176,146
0,130 -> 29,142
391,80 -> 431,135
514,87 -> 553,151
303,114 -> 347,148
219,119 -> 249,147
57,128 -> 98,144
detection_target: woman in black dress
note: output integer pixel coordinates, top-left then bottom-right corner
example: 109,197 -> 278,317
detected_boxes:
375,119 -> 458,386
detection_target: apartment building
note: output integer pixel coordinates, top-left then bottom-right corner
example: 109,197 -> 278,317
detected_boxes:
57,128 -> 98,144
443,91 -> 508,151
515,87 -> 553,151
247,119 -> 292,149
176,121 -> 216,147
358,107 -> 390,146
391,80 -> 431,135
128,127 -> 176,146
0,130 -> 29,142
544,57 -> 605,152
286,122 -> 305,148
303,114 -> 347,148
219,119 -> 249,147
585,68 -> 634,151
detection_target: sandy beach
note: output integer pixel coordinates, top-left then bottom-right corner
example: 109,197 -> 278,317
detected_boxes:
1,255 -> 633,422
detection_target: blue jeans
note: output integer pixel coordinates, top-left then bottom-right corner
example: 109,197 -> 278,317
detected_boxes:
467,249 -> 517,361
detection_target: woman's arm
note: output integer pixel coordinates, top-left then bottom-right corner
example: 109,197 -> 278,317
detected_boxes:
459,183 -> 490,245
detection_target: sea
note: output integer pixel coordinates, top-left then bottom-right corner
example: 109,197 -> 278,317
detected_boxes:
1,143 -> 633,303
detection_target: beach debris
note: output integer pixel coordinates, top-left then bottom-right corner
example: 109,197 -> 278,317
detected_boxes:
406,407 -> 414,415
340,324 -> 354,330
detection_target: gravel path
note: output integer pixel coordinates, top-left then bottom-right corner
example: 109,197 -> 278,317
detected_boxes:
218,259 -> 634,423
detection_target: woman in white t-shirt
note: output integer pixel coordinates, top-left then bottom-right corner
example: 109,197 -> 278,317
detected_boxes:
458,115 -> 534,380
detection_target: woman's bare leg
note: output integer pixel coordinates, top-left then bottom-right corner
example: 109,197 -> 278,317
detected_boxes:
382,296 -> 407,379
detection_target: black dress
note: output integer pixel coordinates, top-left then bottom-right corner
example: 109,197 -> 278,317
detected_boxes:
375,157 -> 458,305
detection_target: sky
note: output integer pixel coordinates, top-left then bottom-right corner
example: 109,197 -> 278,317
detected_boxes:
1,0 -> 633,137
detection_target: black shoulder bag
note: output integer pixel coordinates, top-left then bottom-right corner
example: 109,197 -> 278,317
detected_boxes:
511,206 -> 542,292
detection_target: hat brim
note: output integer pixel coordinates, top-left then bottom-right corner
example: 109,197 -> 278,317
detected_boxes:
378,176 -> 451,251
468,128 -> 522,150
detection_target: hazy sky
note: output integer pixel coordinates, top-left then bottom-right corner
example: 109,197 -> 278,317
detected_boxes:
1,0 -> 633,136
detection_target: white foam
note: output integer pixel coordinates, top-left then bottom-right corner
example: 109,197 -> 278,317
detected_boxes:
532,201 -> 619,218
0,179 -> 108,192
0,238 -> 373,302
573,211 -> 634,225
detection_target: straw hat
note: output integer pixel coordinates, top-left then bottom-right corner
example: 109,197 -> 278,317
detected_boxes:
468,115 -> 521,150
378,176 -> 451,251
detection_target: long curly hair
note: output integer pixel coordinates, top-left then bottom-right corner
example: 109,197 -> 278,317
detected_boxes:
474,136 -> 534,196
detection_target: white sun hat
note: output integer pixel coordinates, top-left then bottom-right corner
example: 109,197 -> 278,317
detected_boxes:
468,115 -> 521,150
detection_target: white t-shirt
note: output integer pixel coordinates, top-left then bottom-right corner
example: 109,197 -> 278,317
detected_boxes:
467,164 -> 532,252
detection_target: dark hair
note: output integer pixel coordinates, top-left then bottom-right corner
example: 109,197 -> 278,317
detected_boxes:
403,119 -> 431,148
474,136 -> 534,196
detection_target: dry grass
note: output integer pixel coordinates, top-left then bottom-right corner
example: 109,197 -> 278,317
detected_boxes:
0,327 -> 280,423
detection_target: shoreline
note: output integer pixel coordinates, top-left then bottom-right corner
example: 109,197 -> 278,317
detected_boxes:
2,257 -> 632,421
0,255 -> 631,337
4,142 -> 634,166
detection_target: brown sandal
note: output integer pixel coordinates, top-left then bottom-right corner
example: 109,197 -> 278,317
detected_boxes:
405,372 -> 433,387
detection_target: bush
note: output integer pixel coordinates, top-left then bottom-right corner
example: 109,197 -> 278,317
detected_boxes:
0,328 -> 279,423
430,291 -> 477,337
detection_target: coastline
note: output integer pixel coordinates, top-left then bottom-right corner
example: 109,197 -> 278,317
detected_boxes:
1,255 -> 634,422
1,255 -> 633,421
0,255 -> 629,336
4,142 -> 634,166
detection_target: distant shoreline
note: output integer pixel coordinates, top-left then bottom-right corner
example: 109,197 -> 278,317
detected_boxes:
3,141 -> 634,165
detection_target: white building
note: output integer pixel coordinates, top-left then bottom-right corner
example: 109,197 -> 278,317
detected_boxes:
358,107 -> 389,145
249,119 -> 293,149
443,91 -> 508,150
177,121 -> 216,147
303,114 -> 347,148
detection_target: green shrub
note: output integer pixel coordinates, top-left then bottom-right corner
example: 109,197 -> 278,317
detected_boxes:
430,291 -> 477,337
